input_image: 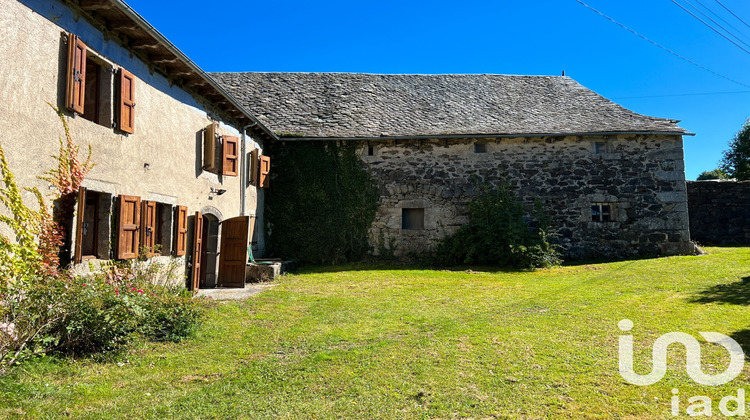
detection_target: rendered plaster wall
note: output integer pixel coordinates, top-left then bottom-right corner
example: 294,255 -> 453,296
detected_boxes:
0,0 -> 265,277
687,180 -> 750,245
361,134 -> 694,259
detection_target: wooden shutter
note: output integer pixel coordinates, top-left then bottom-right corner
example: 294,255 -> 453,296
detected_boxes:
248,149 -> 259,186
174,206 -> 188,256
218,216 -> 249,288
190,212 -> 203,291
140,200 -> 157,256
118,69 -> 136,134
223,136 -> 239,176
259,155 -> 271,188
116,195 -> 141,259
203,123 -> 217,172
73,187 -> 87,264
65,34 -> 86,114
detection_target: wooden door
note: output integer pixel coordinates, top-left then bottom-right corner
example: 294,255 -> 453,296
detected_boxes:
190,212 -> 203,291
218,216 -> 249,288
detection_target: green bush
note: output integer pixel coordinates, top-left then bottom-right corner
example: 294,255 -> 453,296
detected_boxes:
50,264 -> 205,356
140,292 -> 203,343
433,183 -> 561,269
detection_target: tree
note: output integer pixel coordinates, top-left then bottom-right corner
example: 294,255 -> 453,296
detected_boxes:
696,169 -> 729,180
720,119 -> 750,181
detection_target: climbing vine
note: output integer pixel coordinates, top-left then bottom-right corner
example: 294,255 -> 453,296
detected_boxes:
38,104 -> 94,267
265,141 -> 378,264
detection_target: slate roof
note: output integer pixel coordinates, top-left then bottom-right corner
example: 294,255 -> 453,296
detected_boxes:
210,72 -> 687,139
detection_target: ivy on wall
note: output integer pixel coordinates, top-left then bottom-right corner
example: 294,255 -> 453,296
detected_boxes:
265,141 -> 378,265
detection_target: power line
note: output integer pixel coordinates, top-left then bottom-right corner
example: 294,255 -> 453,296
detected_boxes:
671,0 -> 750,55
694,0 -> 750,43
611,90 -> 750,99
683,0 -> 750,48
714,0 -> 750,32
574,0 -> 750,88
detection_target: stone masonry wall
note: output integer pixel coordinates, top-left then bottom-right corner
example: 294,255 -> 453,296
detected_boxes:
360,134 -> 694,260
687,180 -> 750,245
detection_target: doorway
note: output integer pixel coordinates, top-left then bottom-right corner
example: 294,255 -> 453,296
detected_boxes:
199,214 -> 220,288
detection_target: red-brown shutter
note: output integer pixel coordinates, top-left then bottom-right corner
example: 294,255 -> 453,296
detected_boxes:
65,34 -> 86,114
140,200 -> 157,256
203,123 -> 218,172
118,69 -> 135,134
116,195 -> 141,259
174,206 -> 188,256
190,212 -> 203,291
217,216 -> 249,288
259,155 -> 271,188
73,187 -> 87,264
223,136 -> 239,176
248,149 -> 259,186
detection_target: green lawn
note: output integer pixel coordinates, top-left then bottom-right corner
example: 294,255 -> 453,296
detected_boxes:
1,247 -> 750,419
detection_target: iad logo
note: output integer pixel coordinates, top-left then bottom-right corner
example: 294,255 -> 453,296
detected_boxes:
618,319 -> 747,417
618,319 -> 744,386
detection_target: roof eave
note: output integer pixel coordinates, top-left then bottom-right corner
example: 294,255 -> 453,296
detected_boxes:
277,130 -> 693,141
75,0 -> 278,142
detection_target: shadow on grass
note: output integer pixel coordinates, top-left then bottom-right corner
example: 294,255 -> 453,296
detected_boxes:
691,276 -> 750,306
730,329 -> 750,361
292,261 -> 524,275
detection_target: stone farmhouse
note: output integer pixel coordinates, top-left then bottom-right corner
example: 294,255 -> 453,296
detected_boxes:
1,0 -> 696,290
1,0 -> 276,290
212,73 -> 697,259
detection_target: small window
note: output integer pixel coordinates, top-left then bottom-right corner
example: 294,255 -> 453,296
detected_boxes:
591,202 -> 614,222
402,208 -> 425,230
594,142 -> 608,154
367,145 -> 375,156
474,143 -> 487,153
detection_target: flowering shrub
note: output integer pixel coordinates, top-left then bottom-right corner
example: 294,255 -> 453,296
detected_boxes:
50,264 -> 204,356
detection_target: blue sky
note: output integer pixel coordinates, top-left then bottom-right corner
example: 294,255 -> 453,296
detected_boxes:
125,0 -> 750,180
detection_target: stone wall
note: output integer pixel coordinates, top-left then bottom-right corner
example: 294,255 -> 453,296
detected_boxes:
687,180 -> 750,245
360,134 -> 695,259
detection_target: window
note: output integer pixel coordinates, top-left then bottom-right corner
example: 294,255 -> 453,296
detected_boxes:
474,142 -> 487,153
591,202 -> 614,222
65,33 -> 135,132
140,202 -> 174,256
74,188 -> 113,263
367,145 -> 375,156
402,208 -> 425,230
594,142 -> 608,154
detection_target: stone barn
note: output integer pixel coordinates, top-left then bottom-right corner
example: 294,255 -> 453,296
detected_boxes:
213,72 -> 696,259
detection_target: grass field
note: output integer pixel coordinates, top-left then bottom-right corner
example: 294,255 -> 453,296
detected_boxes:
1,247 -> 749,419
